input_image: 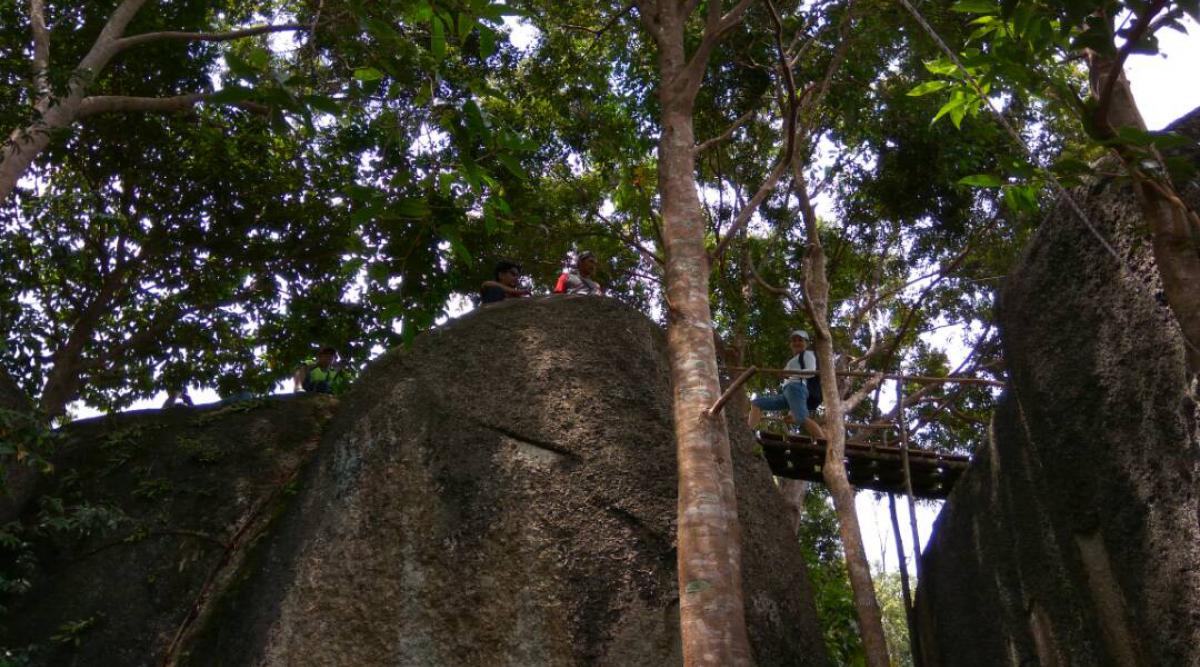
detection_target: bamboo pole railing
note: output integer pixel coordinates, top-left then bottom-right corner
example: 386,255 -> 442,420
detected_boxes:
726,366 -> 1006,387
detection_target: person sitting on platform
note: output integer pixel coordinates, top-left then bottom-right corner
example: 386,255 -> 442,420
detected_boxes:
747,329 -> 826,440
480,260 -> 531,304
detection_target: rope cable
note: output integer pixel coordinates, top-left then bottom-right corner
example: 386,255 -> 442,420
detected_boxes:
895,0 -> 1200,362
894,0 -> 1123,263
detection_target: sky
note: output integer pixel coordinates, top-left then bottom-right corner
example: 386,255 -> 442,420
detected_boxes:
66,14 -> 1200,575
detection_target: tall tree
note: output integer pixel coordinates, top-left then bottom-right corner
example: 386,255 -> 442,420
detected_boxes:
1,0 -> 536,417
0,0 -> 306,203
631,1 -> 760,662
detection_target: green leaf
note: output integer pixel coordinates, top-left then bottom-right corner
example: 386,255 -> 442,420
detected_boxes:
497,153 -> 527,180
351,206 -> 379,224
304,95 -> 341,115
457,13 -> 476,41
479,26 -> 497,59
908,80 -> 950,97
367,262 -> 390,284
951,0 -> 998,13
431,15 -> 446,61
392,199 -> 430,218
246,48 -> 270,70
924,58 -> 958,76
224,52 -> 256,77
414,79 -> 434,107
932,94 -> 969,125
207,85 -> 256,105
449,238 -> 473,265
958,173 -> 1004,187
354,67 -> 384,82
1002,184 -> 1039,214
950,99 -> 971,128
462,99 -> 489,138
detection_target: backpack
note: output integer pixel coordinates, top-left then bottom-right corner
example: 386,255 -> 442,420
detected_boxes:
806,358 -> 823,412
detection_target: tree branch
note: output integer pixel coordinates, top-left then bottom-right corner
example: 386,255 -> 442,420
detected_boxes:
764,0 -> 797,170
1095,0 -> 1167,127
710,154 -> 789,262
683,0 -> 754,97
694,107 -> 758,153
843,371 -> 886,413
632,0 -> 663,44
565,4 -> 637,54
112,23 -> 307,53
77,93 -> 269,117
717,0 -> 757,34
592,209 -> 664,266
77,0 -> 152,74
30,0 -> 50,102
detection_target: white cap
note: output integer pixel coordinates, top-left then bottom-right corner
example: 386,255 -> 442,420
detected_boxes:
789,329 -> 810,341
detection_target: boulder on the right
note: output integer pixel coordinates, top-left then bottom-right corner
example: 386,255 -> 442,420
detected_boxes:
915,108 -> 1200,666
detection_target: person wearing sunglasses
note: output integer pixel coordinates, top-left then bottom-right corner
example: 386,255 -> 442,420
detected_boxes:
481,260 -> 532,304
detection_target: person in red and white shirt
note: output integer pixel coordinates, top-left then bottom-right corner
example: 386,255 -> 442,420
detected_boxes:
554,250 -> 604,296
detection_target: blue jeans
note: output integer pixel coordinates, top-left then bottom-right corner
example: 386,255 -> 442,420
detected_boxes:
751,382 -> 809,423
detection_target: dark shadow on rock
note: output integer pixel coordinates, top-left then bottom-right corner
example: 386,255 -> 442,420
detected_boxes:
915,108 -> 1200,667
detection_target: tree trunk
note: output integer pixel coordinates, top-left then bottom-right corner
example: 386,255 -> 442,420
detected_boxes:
817,380 -> 891,666
799,171 -> 891,666
779,478 -> 809,535
1087,53 -> 1200,372
888,491 -> 922,666
646,5 -> 753,664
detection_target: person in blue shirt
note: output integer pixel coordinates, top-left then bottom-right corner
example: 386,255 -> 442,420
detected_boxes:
480,260 -> 531,304
748,329 -> 826,439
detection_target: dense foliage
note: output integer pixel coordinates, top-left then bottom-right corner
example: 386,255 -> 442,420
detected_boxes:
2,0 -> 1194,661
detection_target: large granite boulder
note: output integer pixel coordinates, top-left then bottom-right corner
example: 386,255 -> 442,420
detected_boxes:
6,296 -> 828,666
914,110 -> 1200,666
2,394 -> 340,666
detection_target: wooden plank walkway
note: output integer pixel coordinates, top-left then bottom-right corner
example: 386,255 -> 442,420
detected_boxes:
756,431 -> 970,499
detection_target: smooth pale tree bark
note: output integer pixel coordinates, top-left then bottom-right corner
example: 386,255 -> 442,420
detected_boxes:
1086,50 -> 1200,372
0,0 -> 300,203
796,169 -> 892,666
778,478 -> 809,535
632,0 -> 755,663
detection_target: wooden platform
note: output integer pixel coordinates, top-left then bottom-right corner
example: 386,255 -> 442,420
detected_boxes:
756,431 -> 971,499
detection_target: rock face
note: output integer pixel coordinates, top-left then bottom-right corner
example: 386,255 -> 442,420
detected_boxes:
4,394 -> 339,666
8,296 -> 828,666
915,110 -> 1200,666
0,368 -> 37,523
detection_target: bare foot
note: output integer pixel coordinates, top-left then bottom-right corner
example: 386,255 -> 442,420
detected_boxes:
748,404 -> 763,429
803,417 -> 826,441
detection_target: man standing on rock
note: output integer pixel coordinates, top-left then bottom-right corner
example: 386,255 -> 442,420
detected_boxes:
553,250 -> 604,295
748,329 -> 825,440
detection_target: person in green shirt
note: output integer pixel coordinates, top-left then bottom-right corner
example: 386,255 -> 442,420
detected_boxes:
293,345 -> 351,395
